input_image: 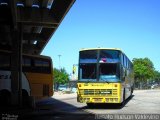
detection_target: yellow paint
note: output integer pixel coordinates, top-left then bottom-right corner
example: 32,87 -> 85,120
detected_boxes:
77,83 -> 122,103
25,72 -> 53,99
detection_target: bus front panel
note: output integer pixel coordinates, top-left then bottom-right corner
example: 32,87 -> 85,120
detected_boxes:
77,82 -> 122,103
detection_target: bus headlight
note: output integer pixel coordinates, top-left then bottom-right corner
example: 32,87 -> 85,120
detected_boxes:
78,96 -> 83,102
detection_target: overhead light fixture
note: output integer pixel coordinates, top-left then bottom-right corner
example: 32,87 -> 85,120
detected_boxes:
33,40 -> 37,45
32,4 -> 39,8
17,3 -> 24,7
0,3 -> 8,5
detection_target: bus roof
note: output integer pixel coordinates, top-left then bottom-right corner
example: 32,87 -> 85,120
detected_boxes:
80,48 -> 122,52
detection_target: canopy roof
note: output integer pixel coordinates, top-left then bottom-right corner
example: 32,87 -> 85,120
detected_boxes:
0,0 -> 75,54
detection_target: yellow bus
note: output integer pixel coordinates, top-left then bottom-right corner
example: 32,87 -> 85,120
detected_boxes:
77,48 -> 134,106
0,50 -> 53,106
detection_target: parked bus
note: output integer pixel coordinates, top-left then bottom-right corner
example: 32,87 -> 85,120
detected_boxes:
77,48 -> 134,106
0,50 -> 53,106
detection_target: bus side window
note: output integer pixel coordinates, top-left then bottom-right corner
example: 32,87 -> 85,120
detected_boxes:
120,64 -> 126,82
126,57 -> 128,69
121,54 -> 123,66
123,55 -> 125,67
42,61 -> 50,73
34,59 -> 51,73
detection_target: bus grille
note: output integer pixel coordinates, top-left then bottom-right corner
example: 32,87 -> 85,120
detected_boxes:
79,89 -> 117,96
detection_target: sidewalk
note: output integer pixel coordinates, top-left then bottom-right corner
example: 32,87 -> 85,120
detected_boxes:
52,91 -> 77,100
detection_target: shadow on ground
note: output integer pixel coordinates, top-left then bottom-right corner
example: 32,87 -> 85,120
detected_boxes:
0,97 -> 94,120
82,95 -> 134,110
0,95 -> 134,120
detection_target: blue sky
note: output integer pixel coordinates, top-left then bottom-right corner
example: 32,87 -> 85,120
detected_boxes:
42,0 -> 160,74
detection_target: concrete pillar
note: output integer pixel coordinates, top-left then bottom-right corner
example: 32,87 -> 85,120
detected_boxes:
11,25 -> 22,107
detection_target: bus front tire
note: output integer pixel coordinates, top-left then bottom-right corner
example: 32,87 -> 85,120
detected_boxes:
87,103 -> 94,108
0,90 -> 11,107
22,90 -> 35,109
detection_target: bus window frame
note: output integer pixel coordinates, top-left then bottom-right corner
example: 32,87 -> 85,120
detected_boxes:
22,55 -> 52,74
33,58 -> 51,74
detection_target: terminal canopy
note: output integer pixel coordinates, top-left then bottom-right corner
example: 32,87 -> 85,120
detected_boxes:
0,0 -> 75,54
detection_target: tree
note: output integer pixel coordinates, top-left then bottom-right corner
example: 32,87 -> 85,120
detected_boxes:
53,68 -> 69,90
154,70 -> 160,83
132,58 -> 155,89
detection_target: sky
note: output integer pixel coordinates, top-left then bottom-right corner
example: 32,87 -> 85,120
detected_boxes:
42,0 -> 160,74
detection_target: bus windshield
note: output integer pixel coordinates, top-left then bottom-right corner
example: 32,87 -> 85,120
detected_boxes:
99,63 -> 120,82
79,63 -> 97,82
79,63 -> 120,82
79,49 -> 120,82
99,50 -> 119,63
80,50 -> 97,63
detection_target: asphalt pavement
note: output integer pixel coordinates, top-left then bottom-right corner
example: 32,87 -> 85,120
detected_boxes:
1,90 -> 160,120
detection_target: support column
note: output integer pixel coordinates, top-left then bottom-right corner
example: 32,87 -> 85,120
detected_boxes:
11,24 -> 23,107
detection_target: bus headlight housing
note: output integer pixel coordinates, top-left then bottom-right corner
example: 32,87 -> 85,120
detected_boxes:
105,98 -> 118,102
83,98 -> 90,102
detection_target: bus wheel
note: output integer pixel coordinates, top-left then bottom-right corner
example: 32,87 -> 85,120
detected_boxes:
22,90 -> 36,109
121,89 -> 125,106
0,90 -> 11,107
22,90 -> 30,108
131,87 -> 133,95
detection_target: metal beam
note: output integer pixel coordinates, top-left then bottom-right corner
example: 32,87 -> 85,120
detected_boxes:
11,28 -> 21,106
23,44 -> 39,50
17,7 -> 58,28
23,33 -> 43,41
37,28 -> 54,43
18,23 -> 23,107
0,0 -> 75,55
41,0 -> 51,8
25,0 -> 33,7
23,43 -> 40,54
10,0 -> 18,29
20,22 -> 57,28
40,28 -> 55,39
50,0 -> 75,22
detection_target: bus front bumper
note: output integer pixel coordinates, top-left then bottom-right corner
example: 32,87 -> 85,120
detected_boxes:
77,96 -> 120,103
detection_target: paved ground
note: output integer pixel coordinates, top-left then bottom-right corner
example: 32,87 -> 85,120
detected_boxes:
52,91 -> 77,99
0,90 -> 160,120
83,90 -> 160,114
50,90 -> 160,114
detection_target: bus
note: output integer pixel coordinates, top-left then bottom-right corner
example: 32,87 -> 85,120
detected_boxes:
0,50 -> 53,106
77,48 -> 134,106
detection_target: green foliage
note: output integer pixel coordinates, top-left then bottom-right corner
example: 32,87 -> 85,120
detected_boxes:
133,58 -> 155,81
132,57 -> 155,89
154,70 -> 160,82
53,68 -> 69,90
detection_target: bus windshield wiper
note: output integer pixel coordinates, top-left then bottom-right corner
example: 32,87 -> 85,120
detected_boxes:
86,79 -> 97,83
100,78 -> 109,83
87,79 -> 91,83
